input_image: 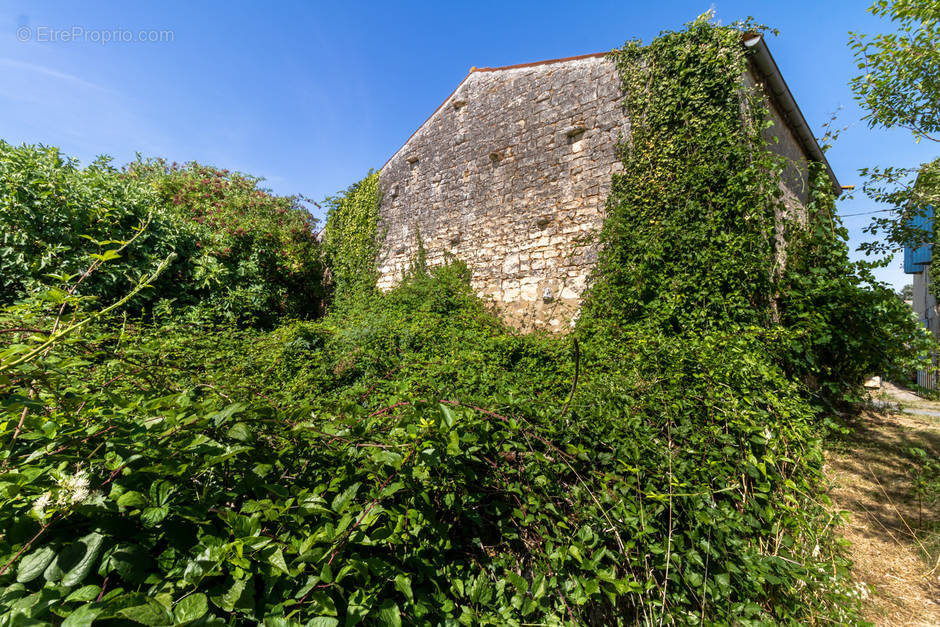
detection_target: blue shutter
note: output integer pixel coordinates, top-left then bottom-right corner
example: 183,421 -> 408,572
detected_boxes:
903,205 -> 933,274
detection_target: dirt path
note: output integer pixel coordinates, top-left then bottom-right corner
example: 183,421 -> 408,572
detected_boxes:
826,383 -> 940,626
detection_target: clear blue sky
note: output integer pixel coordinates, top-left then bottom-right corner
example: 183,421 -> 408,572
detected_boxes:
1,1 -> 935,290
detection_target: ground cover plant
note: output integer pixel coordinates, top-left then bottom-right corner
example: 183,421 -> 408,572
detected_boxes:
0,15 -> 933,626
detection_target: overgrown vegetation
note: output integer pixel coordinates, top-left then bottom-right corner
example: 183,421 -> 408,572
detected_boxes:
0,143 -> 322,326
0,15 -> 933,626
321,172 -> 381,306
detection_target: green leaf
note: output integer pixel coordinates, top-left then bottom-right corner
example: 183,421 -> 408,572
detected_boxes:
306,590 -> 337,616
228,422 -> 253,442
64,585 -> 101,602
375,600 -> 401,627
268,547 -> 289,574
117,490 -> 147,508
61,604 -> 102,627
331,482 -> 360,514
90,249 -> 121,262
173,593 -> 208,624
61,533 -> 105,587
16,546 -> 56,583
438,403 -> 456,429
118,600 -> 173,626
506,572 -> 527,594
213,578 -> 247,613
141,506 -> 169,526
393,574 -> 413,602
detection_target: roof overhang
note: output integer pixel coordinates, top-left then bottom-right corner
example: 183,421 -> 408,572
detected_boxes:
744,34 -> 842,196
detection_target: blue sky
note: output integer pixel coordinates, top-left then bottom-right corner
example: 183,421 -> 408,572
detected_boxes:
1,1 -> 935,290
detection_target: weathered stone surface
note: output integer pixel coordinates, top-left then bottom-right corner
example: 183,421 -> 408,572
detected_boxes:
377,54 -> 818,330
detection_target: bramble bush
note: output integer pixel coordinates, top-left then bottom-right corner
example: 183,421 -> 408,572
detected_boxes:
0,14 -> 932,627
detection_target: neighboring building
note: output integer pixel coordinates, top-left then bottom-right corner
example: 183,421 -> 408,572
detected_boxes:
376,35 -> 840,330
904,205 -> 937,389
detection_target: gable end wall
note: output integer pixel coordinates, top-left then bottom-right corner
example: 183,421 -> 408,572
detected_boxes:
377,57 -> 815,330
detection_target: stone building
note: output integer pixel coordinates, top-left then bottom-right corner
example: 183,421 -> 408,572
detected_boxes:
376,35 -> 839,330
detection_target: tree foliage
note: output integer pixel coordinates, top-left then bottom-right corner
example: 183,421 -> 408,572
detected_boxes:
849,0 -> 940,143
849,1 -> 940,257
0,143 -> 322,326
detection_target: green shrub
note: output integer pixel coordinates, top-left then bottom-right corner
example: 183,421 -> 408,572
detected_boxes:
130,159 -> 323,325
0,262 -> 861,625
0,142 -> 182,308
0,143 -> 323,326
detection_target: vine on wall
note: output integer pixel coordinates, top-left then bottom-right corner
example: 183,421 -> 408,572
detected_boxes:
581,16 -> 784,333
322,171 -> 381,305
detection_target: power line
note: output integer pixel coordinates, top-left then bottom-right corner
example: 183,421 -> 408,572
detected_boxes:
839,208 -> 896,218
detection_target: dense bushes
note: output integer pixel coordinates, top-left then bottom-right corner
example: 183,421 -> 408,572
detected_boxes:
130,159 -> 323,324
0,260 -> 862,625
0,143 -> 322,325
0,143 -> 179,308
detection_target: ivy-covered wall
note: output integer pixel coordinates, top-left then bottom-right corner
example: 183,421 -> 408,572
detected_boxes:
374,39 -> 826,329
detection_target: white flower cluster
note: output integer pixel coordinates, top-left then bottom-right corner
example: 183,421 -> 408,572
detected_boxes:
57,469 -> 90,506
30,469 -> 93,519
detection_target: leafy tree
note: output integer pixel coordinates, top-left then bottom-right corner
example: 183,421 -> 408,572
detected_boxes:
900,283 -> 914,299
849,2 -> 940,256
849,0 -> 940,143
129,159 -> 324,325
0,144 -> 323,327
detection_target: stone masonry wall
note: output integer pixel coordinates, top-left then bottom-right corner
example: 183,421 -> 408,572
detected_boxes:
377,54 -> 816,330
377,55 -> 626,330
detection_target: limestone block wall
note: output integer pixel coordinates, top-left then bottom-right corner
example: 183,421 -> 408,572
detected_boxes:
376,53 -> 823,330
377,54 -> 627,330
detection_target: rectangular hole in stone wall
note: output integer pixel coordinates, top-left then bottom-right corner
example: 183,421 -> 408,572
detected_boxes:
565,125 -> 586,145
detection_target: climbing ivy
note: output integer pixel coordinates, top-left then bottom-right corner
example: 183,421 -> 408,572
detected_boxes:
580,13 -> 930,396
581,17 -> 782,333
322,172 -> 381,305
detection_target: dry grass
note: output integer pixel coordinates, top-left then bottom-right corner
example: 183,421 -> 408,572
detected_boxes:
826,383 -> 940,626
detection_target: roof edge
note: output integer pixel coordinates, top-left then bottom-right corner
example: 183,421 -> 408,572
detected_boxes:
379,72 -> 473,171
380,53 -> 613,172
471,52 -> 611,73
744,35 -> 842,196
